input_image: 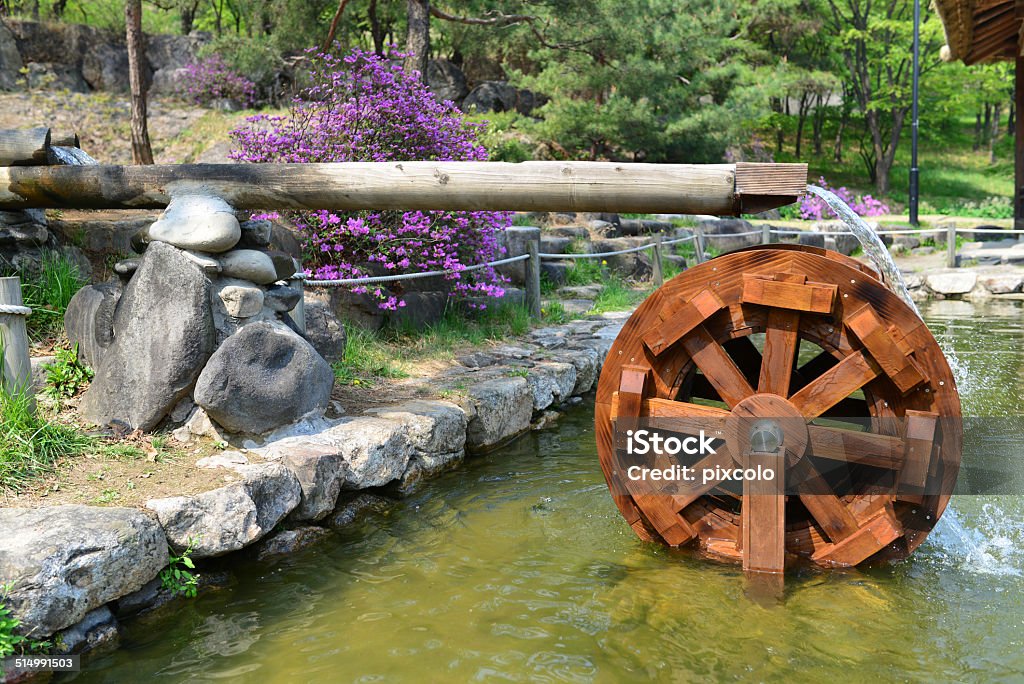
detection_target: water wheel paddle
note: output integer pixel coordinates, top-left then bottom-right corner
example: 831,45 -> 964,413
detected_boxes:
595,245 -> 961,573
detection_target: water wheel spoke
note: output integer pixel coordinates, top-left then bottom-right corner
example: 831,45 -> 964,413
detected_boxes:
790,458 -> 861,543
806,425 -> 903,469
741,449 -> 786,573
680,326 -> 755,408
790,350 -> 839,393
759,308 -> 800,396
789,351 -> 880,419
671,446 -> 735,511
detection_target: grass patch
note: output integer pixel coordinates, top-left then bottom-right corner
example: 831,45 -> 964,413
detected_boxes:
591,278 -> 647,314
331,301 -> 536,384
0,389 -> 93,492
17,250 -> 88,343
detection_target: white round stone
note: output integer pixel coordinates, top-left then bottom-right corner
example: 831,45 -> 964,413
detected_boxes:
220,249 -> 279,285
148,195 -> 241,253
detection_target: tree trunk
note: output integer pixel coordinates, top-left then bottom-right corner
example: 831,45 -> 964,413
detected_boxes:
125,0 -> 154,165
833,108 -> 848,163
991,103 -> 1002,164
812,93 -> 826,156
983,103 -> 992,145
180,2 -> 197,35
795,92 -> 811,159
974,110 -> 983,151
404,0 -> 430,82
369,0 -> 385,55
1009,102 -> 1015,136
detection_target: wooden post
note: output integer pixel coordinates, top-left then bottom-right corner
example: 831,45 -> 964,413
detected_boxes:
0,127 -> 50,166
693,226 -> 706,264
525,237 -> 541,319
762,223 -> 771,245
947,223 -> 957,268
651,234 -> 664,287
1016,55 -> 1024,231
0,277 -> 33,405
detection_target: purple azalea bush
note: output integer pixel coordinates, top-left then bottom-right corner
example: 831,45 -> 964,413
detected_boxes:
800,177 -> 889,219
230,49 -> 509,310
178,54 -> 256,107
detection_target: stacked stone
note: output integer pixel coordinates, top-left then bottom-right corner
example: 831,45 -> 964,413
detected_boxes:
0,208 -> 91,278
66,195 -> 338,436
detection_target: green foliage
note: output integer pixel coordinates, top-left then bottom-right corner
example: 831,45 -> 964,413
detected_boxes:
946,196 -> 1014,219
43,344 -> 94,400
542,301 -> 570,324
332,325 -> 409,387
19,250 -> 88,342
591,277 -> 647,314
160,540 -> 200,599
0,583 -> 26,663
0,388 -> 93,491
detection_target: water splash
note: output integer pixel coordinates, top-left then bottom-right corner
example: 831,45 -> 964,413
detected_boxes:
804,184 -> 919,316
924,503 -> 1024,577
49,145 -> 98,166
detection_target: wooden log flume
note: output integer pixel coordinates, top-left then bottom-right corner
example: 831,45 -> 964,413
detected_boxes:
0,161 -> 807,215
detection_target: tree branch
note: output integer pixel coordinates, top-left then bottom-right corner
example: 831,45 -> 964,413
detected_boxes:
322,0 -> 351,53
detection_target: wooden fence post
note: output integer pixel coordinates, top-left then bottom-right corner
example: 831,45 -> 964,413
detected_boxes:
525,236 -> 542,319
694,227 -> 706,264
288,259 -> 306,334
651,234 -> 664,287
762,223 -> 772,245
0,276 -> 33,406
947,223 -> 957,268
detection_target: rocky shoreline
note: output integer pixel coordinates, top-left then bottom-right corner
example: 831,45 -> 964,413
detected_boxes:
0,311 -> 625,680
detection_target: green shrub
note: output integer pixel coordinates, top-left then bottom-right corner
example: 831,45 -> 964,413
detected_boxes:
946,196 -> 1014,219
160,540 -> 200,598
43,344 -> 93,399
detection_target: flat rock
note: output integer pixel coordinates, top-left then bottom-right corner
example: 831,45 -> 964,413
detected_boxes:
464,377 -> 533,450
559,299 -> 594,315
53,605 -> 119,656
196,451 -> 249,470
216,278 -> 265,318
0,505 -> 166,636
363,400 -> 468,456
147,195 -> 240,253
219,249 -> 279,285
926,271 -> 978,295
261,416 -> 413,489
557,285 -> 602,299
146,463 -> 301,558
979,273 -> 1023,294
80,241 -> 216,431
194,322 -> 333,435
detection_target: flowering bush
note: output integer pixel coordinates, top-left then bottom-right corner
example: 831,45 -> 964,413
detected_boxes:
230,49 -> 509,310
800,177 -> 890,219
177,54 -> 256,108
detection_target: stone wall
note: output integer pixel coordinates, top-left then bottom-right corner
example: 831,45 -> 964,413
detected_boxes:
0,311 -> 623,674
0,18 -> 205,93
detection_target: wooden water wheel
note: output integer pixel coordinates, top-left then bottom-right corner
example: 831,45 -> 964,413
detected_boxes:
595,245 -> 961,573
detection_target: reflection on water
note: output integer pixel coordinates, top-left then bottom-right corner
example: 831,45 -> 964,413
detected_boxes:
73,300 -> 1024,683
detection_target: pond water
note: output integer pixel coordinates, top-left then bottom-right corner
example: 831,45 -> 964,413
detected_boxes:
73,299 -> 1024,683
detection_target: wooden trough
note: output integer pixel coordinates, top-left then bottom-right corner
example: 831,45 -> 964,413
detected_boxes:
595,244 -> 961,573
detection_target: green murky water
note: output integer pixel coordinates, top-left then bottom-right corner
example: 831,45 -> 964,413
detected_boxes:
73,300 -> 1024,683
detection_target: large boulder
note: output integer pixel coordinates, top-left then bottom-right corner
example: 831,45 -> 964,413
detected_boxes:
146,463 -> 301,558
280,446 -> 351,522
0,506 -> 166,636
193,321 -> 333,434
147,196 -> 241,253
80,241 -> 216,430
427,59 -> 468,103
698,218 -> 762,252
0,22 -> 22,90
81,41 -> 131,91
463,80 -> 517,113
